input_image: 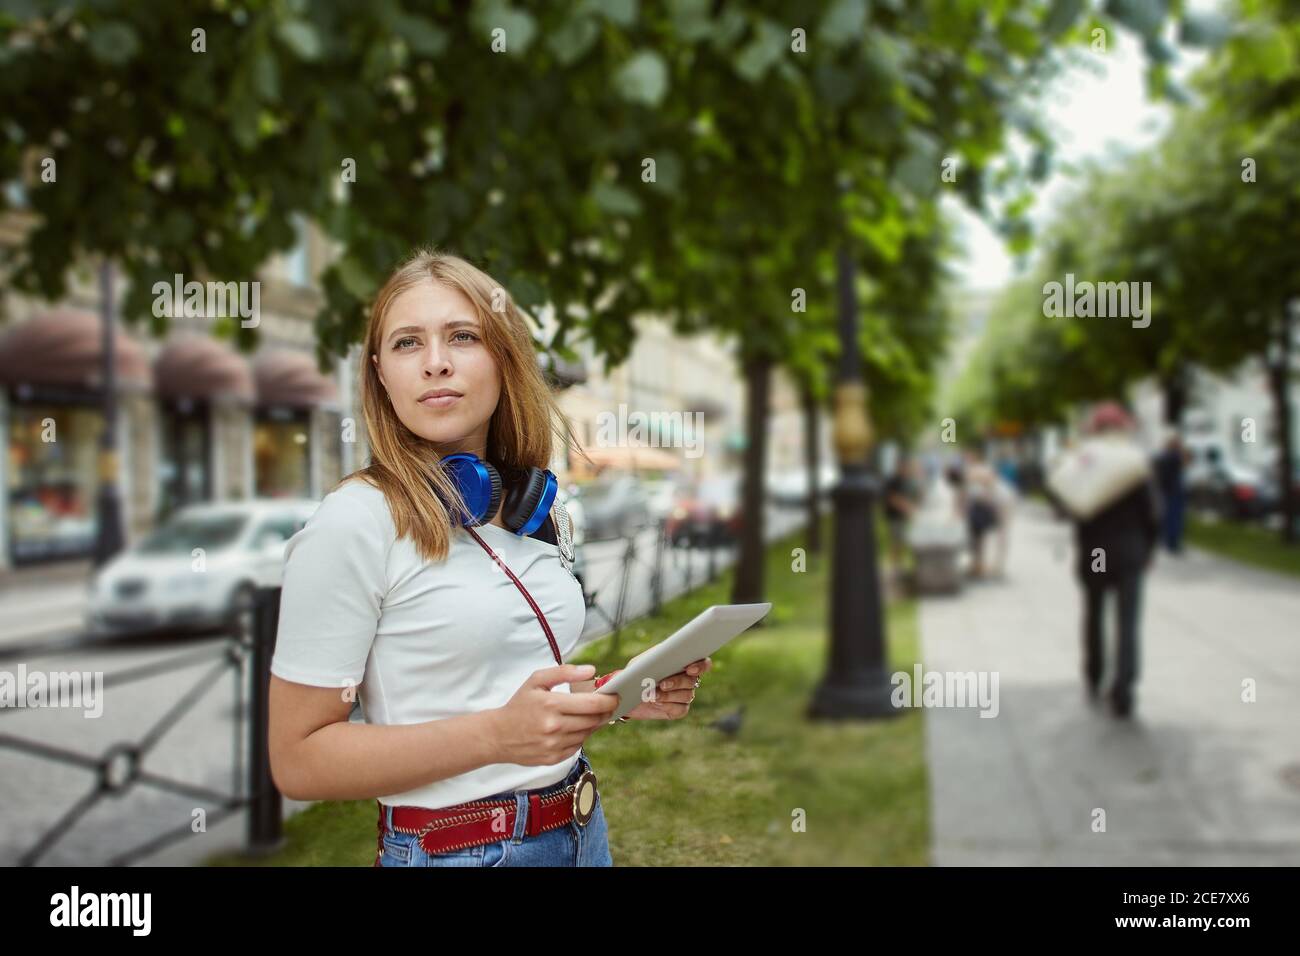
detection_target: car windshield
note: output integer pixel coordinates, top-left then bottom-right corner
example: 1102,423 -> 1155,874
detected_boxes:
137,513 -> 249,555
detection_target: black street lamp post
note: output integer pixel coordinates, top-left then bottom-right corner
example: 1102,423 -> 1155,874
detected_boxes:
93,259 -> 125,567
809,179 -> 899,721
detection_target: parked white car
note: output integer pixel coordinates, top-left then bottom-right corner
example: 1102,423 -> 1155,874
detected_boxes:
86,499 -> 319,635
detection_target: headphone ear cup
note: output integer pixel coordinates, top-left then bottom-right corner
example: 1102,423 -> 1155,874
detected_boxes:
482,464 -> 503,524
501,468 -> 547,532
439,453 -> 502,526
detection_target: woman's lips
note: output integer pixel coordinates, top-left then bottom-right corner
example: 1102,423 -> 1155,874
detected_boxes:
419,393 -> 463,408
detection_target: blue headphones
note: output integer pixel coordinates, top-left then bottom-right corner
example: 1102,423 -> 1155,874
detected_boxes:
438,452 -> 558,536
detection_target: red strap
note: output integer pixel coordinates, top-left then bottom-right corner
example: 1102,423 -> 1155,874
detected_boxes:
527,793 -> 542,836
464,525 -> 564,666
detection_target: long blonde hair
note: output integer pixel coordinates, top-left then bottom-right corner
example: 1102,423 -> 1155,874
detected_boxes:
352,248 -> 586,562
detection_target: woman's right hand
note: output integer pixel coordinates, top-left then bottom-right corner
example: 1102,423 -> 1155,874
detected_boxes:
490,664 -> 620,766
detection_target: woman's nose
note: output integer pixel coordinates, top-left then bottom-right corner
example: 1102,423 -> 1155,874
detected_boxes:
423,347 -> 452,377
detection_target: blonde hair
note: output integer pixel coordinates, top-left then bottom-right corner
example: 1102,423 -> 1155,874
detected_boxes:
351,248 -> 586,562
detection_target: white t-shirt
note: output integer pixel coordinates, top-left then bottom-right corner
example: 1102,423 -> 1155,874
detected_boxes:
270,477 -> 587,809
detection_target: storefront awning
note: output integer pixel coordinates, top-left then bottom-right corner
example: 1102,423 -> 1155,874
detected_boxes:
577,444 -> 681,472
0,308 -> 151,391
155,334 -> 255,404
253,350 -> 338,408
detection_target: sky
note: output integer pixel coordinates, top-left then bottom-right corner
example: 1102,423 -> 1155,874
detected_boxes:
944,23 -> 1211,293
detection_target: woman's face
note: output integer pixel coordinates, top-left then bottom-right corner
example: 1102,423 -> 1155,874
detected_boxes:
371,279 -> 501,457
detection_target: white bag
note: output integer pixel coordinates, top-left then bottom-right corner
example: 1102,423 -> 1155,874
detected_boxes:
1046,436 -> 1151,521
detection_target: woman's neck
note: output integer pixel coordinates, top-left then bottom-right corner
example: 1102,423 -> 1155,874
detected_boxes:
431,428 -> 489,462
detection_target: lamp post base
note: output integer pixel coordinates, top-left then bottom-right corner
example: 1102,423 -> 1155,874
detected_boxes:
810,465 -> 899,721
809,668 -> 900,720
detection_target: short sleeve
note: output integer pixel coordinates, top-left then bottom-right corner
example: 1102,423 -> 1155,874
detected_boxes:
270,485 -> 391,689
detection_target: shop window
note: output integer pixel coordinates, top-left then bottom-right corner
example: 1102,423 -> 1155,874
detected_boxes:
254,408 -> 311,499
158,400 -> 212,517
6,400 -> 101,562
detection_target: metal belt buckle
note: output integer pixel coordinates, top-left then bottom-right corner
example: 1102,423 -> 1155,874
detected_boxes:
572,768 -> 598,827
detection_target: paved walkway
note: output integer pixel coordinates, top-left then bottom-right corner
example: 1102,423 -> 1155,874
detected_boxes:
920,501 -> 1300,865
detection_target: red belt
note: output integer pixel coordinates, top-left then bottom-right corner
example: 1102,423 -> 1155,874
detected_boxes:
376,782 -> 580,859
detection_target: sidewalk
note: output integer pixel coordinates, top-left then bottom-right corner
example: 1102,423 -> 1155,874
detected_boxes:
0,559 -> 92,592
920,501 -> 1300,865
0,559 -> 93,652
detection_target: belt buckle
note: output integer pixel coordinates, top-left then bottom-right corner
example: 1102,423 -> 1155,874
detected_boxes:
572,768 -> 598,827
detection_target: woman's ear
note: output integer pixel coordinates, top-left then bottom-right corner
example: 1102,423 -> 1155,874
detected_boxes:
371,352 -> 386,391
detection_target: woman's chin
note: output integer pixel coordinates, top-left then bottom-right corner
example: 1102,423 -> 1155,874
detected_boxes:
408,424 -> 480,450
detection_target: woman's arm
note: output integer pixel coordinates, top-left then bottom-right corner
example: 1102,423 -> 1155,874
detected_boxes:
269,676 -> 504,802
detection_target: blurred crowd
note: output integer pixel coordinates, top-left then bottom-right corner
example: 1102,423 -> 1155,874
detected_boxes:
876,402 -> 1213,720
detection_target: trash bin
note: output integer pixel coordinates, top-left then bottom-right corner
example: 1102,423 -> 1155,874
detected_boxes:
907,520 -> 964,595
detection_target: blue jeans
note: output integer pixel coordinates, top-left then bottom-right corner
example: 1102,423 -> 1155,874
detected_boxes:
1162,489 -> 1186,552
376,750 -> 612,867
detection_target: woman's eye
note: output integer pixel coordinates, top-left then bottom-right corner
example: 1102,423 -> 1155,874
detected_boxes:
451,331 -> 479,344
394,336 -> 418,350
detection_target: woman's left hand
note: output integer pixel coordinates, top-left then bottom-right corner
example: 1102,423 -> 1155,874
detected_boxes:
614,657 -> 712,720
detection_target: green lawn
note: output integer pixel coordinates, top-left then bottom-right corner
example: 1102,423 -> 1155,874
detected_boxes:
1187,516 -> 1300,578
209,518 -> 928,866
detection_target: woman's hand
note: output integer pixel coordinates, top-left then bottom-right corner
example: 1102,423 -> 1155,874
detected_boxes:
612,657 -> 712,720
492,664 -> 620,765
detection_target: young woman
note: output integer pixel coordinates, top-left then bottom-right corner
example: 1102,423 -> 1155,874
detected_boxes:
267,249 -> 711,866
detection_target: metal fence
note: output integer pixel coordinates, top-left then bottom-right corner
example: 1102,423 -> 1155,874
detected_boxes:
579,512 -> 803,655
0,507 -> 800,866
0,588 -> 283,866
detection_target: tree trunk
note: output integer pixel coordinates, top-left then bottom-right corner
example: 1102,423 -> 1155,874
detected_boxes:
801,382 -> 822,554
731,352 -> 771,605
1161,368 -> 1188,426
1270,306 -> 1296,544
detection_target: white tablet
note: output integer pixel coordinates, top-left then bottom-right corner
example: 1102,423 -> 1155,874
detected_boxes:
593,602 -> 772,721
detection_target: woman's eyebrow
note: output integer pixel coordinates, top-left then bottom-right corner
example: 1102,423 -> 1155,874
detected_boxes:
387,318 -> 480,342
386,324 -> 424,343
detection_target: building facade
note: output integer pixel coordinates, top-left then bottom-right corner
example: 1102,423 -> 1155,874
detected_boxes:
1,203 -> 798,569
0,216 -> 353,570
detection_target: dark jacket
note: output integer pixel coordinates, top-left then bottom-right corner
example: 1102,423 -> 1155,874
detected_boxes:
1074,477 -> 1161,580
1153,447 -> 1186,497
